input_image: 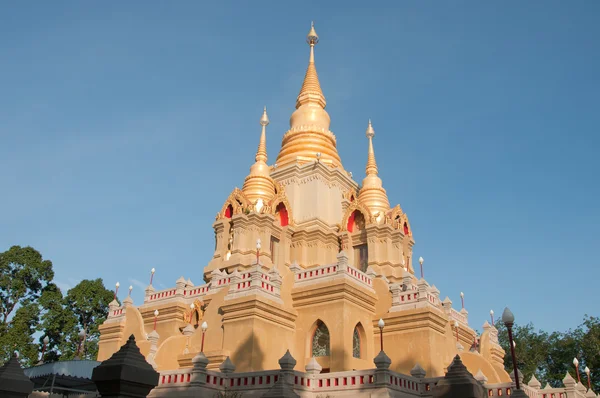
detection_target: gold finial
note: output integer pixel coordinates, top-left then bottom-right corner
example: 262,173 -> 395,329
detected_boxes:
366,119 -> 375,139
260,106 -> 269,127
307,21 -> 319,46
358,119 -> 390,217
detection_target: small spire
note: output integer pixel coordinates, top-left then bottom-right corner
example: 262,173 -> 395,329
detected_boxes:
242,107 -> 276,203
256,106 -> 269,163
296,22 -> 326,109
358,118 -> 390,216
365,119 -> 378,176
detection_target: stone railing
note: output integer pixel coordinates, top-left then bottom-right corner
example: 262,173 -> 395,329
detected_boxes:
148,351 -> 598,398
389,278 -> 442,313
147,288 -> 178,302
290,251 -> 374,291
224,263 -> 283,303
449,308 -> 468,325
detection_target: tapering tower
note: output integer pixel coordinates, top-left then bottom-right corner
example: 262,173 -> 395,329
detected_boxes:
242,107 -> 276,206
358,120 -> 390,219
275,22 -> 343,169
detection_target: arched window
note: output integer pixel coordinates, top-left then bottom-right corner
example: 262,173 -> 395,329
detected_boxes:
347,210 -> 365,233
225,204 -> 233,218
352,326 -> 361,358
275,202 -> 289,227
312,321 -> 330,357
403,222 -> 409,235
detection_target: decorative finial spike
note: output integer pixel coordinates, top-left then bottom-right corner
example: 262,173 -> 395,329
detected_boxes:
260,106 -> 269,127
365,120 -> 377,174
307,22 -> 318,45
366,119 -> 375,139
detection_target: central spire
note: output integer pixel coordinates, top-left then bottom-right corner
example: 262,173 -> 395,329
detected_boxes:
276,23 -> 343,169
296,22 -> 326,109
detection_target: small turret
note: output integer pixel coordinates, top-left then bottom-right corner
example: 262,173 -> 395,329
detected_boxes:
242,107 -> 276,206
358,120 -> 390,219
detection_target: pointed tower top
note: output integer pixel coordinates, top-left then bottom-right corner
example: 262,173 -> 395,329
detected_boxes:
276,23 -> 342,169
260,106 -> 269,127
307,21 -> 319,46
365,120 -> 378,176
242,107 -> 276,204
358,119 -> 390,217
255,106 -> 269,163
296,22 -> 326,109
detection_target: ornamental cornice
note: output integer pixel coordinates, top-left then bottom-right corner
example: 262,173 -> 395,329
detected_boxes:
220,295 -> 297,330
281,125 -> 337,146
291,277 -> 377,313
271,161 -> 357,192
380,307 -> 448,335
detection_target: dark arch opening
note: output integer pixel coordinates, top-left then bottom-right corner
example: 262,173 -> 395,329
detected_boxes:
275,203 -> 289,227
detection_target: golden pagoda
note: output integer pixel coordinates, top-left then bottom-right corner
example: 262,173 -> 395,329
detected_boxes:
97,24 -> 510,396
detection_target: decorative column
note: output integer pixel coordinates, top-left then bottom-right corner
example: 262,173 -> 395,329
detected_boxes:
528,375 -> 541,390
410,363 -> 426,379
262,350 -> 300,398
269,265 -> 283,296
146,330 -> 159,369
190,352 -> 209,386
0,353 -> 34,398
336,251 -> 348,273
432,355 -> 485,398
417,278 -> 429,303
182,324 -> 195,355
441,297 -> 453,316
563,372 -> 578,398
374,350 -> 392,386
219,356 -> 236,388
219,357 -> 236,374
228,270 -> 241,293
390,283 -> 402,306
92,335 -> 159,398
144,285 -> 155,303
175,276 -> 187,296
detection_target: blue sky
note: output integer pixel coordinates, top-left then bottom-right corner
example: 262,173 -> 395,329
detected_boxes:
1,1 -> 598,333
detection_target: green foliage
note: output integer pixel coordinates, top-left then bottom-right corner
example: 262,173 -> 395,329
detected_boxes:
0,245 -> 53,323
60,279 -> 114,360
0,245 -> 114,366
497,316 -> 600,392
0,246 -> 54,365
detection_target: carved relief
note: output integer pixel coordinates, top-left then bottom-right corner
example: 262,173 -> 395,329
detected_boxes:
269,193 -> 294,227
340,200 -> 373,232
218,188 -> 250,220
183,299 -> 206,325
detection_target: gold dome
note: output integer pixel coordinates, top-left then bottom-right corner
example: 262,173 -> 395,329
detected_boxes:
242,107 -> 276,204
358,120 -> 390,218
276,23 -> 343,169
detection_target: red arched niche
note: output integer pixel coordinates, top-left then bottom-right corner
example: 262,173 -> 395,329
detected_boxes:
224,204 -> 233,218
403,222 -> 409,235
347,210 -> 365,233
275,203 -> 289,227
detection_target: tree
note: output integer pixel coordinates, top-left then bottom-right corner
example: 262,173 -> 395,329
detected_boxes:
41,279 -> 114,361
497,316 -> 600,392
0,246 -> 54,365
0,246 -> 53,324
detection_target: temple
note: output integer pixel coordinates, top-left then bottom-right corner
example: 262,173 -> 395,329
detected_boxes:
97,23 -> 515,396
